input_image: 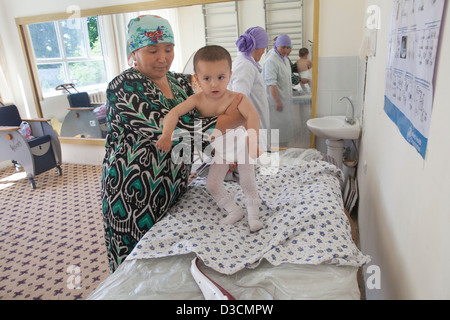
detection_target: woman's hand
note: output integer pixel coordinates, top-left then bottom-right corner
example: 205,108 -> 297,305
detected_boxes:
215,94 -> 246,134
275,100 -> 283,112
269,86 -> 283,112
156,134 -> 172,153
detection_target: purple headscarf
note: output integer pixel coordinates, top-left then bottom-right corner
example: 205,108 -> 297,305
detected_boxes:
235,27 -> 268,67
274,34 -> 291,61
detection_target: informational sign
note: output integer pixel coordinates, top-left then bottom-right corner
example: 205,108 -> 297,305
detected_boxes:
384,0 -> 445,159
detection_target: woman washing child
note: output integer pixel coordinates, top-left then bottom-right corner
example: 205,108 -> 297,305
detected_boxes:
263,34 -> 295,147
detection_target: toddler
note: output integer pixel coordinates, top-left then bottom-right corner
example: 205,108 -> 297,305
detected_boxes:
295,48 -> 313,94
156,45 -> 264,232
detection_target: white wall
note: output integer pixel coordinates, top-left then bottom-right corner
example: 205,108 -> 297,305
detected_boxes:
358,0 -> 450,299
319,0 -> 365,57
177,5 -> 206,72
61,143 -> 106,165
315,0 -> 450,299
315,0 -> 366,156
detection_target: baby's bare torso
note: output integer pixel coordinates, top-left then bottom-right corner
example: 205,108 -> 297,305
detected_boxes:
195,90 -> 239,117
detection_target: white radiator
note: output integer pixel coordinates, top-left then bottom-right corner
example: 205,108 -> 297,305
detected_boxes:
89,91 -> 106,104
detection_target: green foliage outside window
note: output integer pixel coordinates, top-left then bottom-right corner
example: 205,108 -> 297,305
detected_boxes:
29,16 -> 107,94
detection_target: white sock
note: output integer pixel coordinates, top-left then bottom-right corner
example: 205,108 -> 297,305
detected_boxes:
246,198 -> 263,232
206,163 -> 246,225
218,196 -> 245,225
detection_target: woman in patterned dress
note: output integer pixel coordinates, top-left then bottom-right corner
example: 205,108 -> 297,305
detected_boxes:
101,15 -> 243,272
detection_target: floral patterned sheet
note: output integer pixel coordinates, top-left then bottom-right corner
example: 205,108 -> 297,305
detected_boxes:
127,159 -> 370,275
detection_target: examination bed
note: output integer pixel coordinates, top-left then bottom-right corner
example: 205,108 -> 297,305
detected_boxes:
88,148 -> 370,300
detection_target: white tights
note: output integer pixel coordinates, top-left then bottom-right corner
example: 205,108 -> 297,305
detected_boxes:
206,163 -> 263,232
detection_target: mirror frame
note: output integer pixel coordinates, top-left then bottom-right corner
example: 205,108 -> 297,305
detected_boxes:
15,0 -> 319,147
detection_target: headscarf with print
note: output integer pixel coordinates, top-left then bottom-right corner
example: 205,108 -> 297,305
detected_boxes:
127,15 -> 175,66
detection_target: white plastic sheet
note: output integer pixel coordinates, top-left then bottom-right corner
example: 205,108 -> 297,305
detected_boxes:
88,253 -> 360,300
88,149 -> 365,300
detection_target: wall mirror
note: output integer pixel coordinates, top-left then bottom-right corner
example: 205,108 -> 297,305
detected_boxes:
16,0 -> 319,148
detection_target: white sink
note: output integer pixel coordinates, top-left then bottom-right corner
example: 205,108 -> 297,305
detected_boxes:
306,116 -> 361,141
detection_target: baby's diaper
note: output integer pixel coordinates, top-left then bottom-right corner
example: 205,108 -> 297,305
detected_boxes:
210,126 -> 256,164
300,69 -> 312,81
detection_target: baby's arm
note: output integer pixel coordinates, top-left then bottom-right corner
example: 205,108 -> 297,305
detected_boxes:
237,95 -> 262,159
156,94 -> 199,152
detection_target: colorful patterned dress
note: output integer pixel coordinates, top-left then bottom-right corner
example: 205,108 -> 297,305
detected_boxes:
101,68 -> 216,272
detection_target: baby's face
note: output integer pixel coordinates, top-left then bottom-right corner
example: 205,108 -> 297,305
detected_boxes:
194,59 -> 232,98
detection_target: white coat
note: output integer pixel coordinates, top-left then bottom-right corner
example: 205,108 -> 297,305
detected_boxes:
262,49 -> 294,146
228,52 -> 271,149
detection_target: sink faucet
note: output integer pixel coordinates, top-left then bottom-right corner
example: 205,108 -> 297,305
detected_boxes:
340,97 -> 355,124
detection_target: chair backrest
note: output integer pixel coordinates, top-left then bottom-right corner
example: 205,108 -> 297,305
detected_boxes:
67,92 -> 92,108
0,104 -> 22,127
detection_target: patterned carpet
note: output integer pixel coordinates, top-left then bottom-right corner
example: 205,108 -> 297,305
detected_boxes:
0,163 -> 110,300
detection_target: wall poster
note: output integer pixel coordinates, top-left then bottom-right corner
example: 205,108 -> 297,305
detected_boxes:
384,0 -> 445,159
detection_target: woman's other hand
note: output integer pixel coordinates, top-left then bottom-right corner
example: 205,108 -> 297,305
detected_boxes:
215,94 -> 246,134
156,134 -> 172,153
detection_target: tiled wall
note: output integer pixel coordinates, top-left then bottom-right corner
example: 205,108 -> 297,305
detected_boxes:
314,55 -> 366,155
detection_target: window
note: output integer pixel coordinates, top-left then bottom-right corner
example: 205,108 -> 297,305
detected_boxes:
28,16 -> 107,96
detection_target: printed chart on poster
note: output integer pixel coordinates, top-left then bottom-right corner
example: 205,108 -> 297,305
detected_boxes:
384,0 -> 445,159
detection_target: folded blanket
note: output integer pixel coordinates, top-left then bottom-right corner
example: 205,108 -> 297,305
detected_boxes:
127,161 -> 370,275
